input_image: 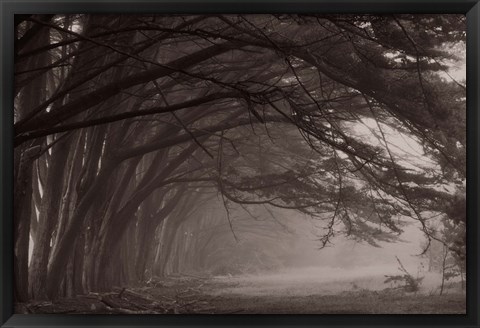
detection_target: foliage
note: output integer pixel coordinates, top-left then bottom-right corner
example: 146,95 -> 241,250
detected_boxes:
384,256 -> 424,293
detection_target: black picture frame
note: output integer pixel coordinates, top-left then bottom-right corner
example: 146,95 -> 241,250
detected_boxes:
1,1 -> 479,327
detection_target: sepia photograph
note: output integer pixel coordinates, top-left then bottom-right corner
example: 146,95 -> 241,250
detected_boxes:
12,13 -> 467,315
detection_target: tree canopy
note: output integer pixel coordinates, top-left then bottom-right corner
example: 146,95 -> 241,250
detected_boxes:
13,14 -> 466,301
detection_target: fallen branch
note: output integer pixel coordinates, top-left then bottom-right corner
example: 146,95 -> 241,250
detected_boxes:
104,306 -> 161,314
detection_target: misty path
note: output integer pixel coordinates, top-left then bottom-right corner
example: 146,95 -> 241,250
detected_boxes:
17,268 -> 466,314
196,267 -> 466,314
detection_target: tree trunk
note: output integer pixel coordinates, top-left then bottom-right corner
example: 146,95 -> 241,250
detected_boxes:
13,147 -> 33,302
73,233 -> 86,294
29,138 -> 70,300
46,159 -> 115,298
439,245 -> 448,296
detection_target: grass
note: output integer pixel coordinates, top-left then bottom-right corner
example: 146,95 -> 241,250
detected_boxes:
201,268 -> 466,314
203,289 -> 466,314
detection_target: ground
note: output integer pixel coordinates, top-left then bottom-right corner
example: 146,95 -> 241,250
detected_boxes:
16,271 -> 466,314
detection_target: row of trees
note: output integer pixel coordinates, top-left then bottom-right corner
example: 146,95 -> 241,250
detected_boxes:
13,14 -> 466,301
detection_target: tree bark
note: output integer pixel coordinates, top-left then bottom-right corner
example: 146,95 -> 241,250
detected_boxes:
28,138 -> 70,300
13,147 -> 33,302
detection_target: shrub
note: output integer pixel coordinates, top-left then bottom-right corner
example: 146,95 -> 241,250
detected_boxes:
384,256 -> 424,293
